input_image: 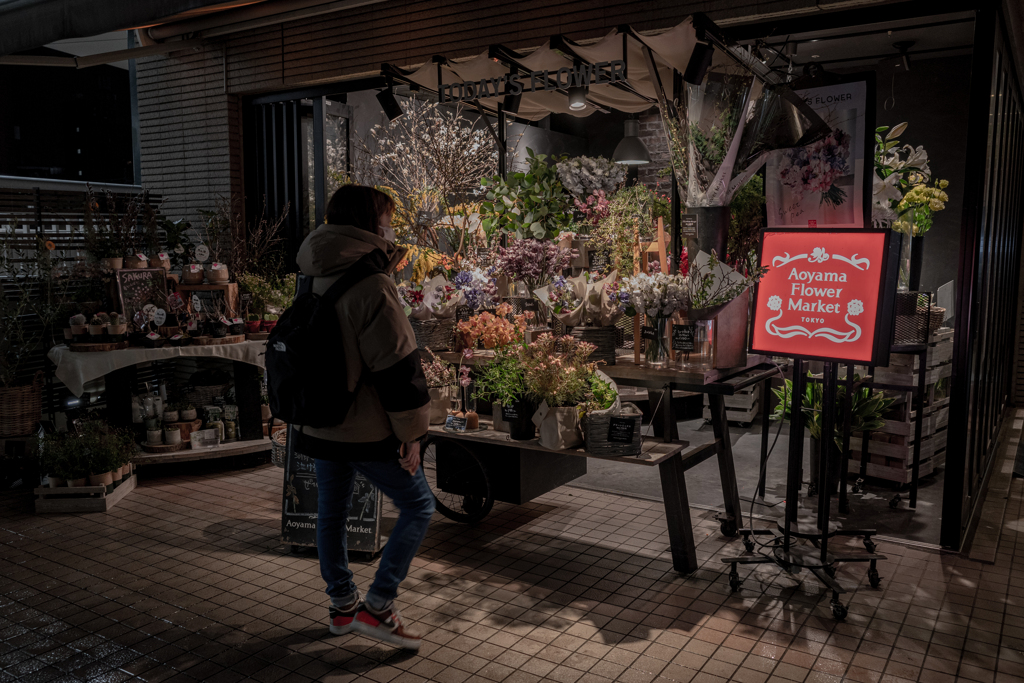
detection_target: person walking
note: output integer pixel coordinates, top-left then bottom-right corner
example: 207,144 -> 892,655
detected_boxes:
293,184 -> 433,650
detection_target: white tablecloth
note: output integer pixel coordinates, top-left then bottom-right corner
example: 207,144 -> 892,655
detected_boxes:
48,341 -> 267,397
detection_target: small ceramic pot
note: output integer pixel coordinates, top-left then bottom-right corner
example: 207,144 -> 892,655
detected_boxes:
143,336 -> 165,348
108,324 -> 127,338
70,324 -> 88,342
124,255 -> 148,269
100,257 -> 123,270
63,328 -> 73,342
88,471 -> 114,487
180,408 -> 197,421
164,429 -> 182,445
146,429 -> 163,445
229,322 -> 245,336
163,410 -> 179,423
206,266 -> 229,283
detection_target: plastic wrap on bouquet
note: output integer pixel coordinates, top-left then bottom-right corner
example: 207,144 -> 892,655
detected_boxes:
585,269 -> 624,327
409,275 -> 464,320
534,273 -> 588,329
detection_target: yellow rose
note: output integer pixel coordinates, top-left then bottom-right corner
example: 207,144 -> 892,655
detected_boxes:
939,179 -> 949,189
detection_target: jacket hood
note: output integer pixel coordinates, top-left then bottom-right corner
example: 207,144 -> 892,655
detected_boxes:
296,224 -> 393,277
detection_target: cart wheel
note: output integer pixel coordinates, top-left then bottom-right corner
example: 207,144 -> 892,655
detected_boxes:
868,568 -> 881,588
830,600 -> 848,620
851,477 -> 864,494
863,538 -> 876,554
729,569 -> 742,592
889,494 -> 901,509
743,536 -> 755,553
719,519 -> 738,538
421,437 -> 494,524
807,482 -> 818,498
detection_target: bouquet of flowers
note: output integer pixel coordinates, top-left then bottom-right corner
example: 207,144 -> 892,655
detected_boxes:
519,334 -> 597,407
452,268 -> 498,311
534,273 -> 588,328
778,127 -> 852,209
573,190 -> 611,229
546,276 -> 581,314
872,123 -> 950,235
615,273 -> 688,319
687,250 -> 766,312
493,239 -> 576,291
555,156 -> 625,199
586,269 -> 624,327
421,348 -> 456,388
456,303 -> 533,349
398,275 -> 464,320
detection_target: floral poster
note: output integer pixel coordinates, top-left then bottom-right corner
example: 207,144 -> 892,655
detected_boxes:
766,81 -> 867,229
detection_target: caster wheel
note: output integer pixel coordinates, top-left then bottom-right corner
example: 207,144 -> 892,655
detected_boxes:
889,494 -> 901,509
807,483 -> 818,498
868,568 -> 881,588
743,538 -> 755,553
863,539 -> 876,554
851,478 -> 864,494
831,601 -> 848,620
729,572 -> 742,592
720,520 -> 738,538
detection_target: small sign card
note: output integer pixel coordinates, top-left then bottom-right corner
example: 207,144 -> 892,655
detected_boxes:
640,326 -> 658,341
187,320 -> 198,332
194,244 -> 210,262
672,324 -> 696,352
157,252 -> 169,261
444,414 -> 467,432
607,417 -> 636,444
680,214 -> 698,237
523,299 -> 539,312
219,316 -> 230,325
146,332 -> 160,340
501,404 -> 520,421
152,308 -> 167,326
135,253 -> 148,261
188,264 -> 202,273
587,249 -> 609,272
170,334 -> 183,341
231,317 -> 243,325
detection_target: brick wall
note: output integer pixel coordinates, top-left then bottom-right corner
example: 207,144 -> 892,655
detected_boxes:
136,0 -> 826,221
638,109 -> 672,191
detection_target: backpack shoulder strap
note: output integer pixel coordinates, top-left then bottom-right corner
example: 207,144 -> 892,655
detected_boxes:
319,251 -> 387,305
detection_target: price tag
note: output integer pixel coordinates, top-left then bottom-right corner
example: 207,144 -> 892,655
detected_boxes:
219,316 -> 230,325
146,332 -> 160,340
187,320 -> 198,332
194,244 -> 210,262
157,252 -> 169,260
211,261 -> 224,270
135,253 -> 148,261
640,326 -> 658,341
672,324 -> 696,352
607,417 -> 636,443
231,318 -> 242,325
191,295 -> 202,312
153,308 -> 167,326
240,293 -> 253,303
444,414 -> 467,432
188,264 -> 202,273
142,303 -> 157,321
170,334 -> 183,341
680,214 -> 698,238
501,404 -> 519,421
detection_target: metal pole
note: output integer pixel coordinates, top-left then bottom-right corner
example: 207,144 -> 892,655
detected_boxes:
838,363 -> 854,514
758,375 -> 771,499
819,362 -> 838,563
784,359 -> 804,551
911,345 -> 926,508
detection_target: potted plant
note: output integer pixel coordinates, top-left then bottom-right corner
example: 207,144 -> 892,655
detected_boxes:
164,425 -> 182,446
69,314 -> 88,341
180,403 -> 198,422
228,318 -> 245,336
616,272 -> 689,368
43,430 -> 89,487
87,315 -> 106,341
261,313 -> 279,333
474,349 -> 535,440
124,254 -> 148,269
182,264 -> 204,284
163,406 -> 179,423
422,348 -> 456,425
107,313 -> 127,340
207,261 -> 230,283
245,314 -> 262,333
259,391 -> 271,422
519,333 -> 596,449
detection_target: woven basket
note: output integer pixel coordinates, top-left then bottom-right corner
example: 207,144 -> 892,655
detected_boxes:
0,372 -> 42,438
410,318 -> 456,351
271,429 -> 288,468
921,306 -> 945,334
583,402 -> 643,456
573,326 -> 617,365
186,382 -> 232,407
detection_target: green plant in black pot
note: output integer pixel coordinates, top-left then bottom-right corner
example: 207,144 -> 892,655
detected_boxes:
474,350 -> 535,440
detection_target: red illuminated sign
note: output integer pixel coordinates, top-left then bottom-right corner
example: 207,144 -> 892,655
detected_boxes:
750,230 -> 895,364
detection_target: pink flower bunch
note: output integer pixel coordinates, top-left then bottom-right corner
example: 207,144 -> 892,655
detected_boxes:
456,303 -> 534,350
494,239 -> 577,291
574,190 -> 610,227
421,348 -> 456,388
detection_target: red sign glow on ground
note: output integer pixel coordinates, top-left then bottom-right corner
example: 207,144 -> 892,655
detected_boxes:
751,231 -> 888,363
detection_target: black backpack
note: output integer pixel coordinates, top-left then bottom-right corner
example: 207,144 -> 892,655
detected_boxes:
265,251 -> 385,428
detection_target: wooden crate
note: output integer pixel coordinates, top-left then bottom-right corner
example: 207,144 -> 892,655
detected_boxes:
702,379 -> 760,424
850,427 -> 946,461
175,282 -> 240,317
848,455 -> 935,484
702,400 -> 759,425
34,475 -> 137,513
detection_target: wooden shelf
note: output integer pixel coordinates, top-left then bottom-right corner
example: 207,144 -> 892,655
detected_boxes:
174,282 -> 239,316
134,437 -> 271,464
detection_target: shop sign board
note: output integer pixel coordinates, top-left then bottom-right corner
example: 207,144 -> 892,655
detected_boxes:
440,60 -> 626,104
750,229 -> 898,365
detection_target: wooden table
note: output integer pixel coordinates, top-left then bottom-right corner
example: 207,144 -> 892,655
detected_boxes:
428,418 -> 740,574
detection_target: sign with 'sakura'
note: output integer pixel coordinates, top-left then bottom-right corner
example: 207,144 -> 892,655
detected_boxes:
750,231 -> 890,364
440,60 -> 626,104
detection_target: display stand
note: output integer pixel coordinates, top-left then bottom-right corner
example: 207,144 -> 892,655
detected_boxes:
721,359 -> 886,620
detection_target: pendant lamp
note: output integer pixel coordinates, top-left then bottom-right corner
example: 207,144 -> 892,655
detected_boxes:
612,118 -> 650,165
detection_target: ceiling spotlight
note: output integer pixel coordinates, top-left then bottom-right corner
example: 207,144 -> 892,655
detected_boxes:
567,85 -> 588,111
893,41 -> 914,71
612,119 -> 650,165
376,84 -> 404,121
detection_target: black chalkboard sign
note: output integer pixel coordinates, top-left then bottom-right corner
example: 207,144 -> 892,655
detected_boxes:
587,249 -> 610,272
641,325 -> 658,341
502,404 -> 520,421
672,324 -> 697,352
115,268 -> 168,330
281,431 -> 383,553
607,417 -> 636,443
681,214 -> 698,237
523,298 -> 539,312
445,415 -> 468,432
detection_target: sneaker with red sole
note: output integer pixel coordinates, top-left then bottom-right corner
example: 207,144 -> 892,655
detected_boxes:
328,594 -> 361,635
352,604 -> 422,650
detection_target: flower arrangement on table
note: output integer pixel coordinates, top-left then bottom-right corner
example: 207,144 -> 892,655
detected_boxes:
455,303 -> 533,350
686,251 -> 766,313
614,272 -> 689,319
493,238 -> 576,292
519,334 -> 597,409
422,347 -> 457,424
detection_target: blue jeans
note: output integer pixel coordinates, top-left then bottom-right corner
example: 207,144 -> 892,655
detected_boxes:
313,456 -> 434,607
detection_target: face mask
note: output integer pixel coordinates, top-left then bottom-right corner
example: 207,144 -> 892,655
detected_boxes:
378,224 -> 396,244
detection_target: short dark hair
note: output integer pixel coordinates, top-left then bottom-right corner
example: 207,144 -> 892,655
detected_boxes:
324,185 -> 396,233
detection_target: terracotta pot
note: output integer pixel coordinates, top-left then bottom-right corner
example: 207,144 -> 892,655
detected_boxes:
100,257 -> 123,270
48,476 -> 66,488
124,255 -> 148,269
261,320 -> 277,333
68,477 -> 87,487
88,471 -> 114,487
180,408 -> 197,421
245,321 -> 262,333
207,266 -> 229,283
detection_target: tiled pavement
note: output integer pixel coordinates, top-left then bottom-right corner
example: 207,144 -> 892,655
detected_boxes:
2,456 -> 1024,683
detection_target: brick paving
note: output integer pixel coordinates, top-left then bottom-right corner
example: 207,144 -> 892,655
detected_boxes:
2,456 -> 1023,683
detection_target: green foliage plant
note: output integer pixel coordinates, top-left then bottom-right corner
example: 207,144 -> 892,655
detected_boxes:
480,148 -> 572,241
472,350 -> 531,407
589,184 -> 670,275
